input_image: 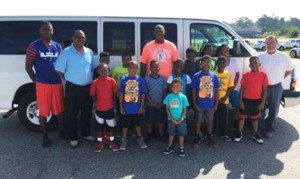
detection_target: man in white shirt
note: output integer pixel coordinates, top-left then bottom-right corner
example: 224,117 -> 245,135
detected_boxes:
258,35 -> 292,138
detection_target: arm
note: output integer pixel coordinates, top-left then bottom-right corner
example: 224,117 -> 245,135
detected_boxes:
233,72 -> 240,88
219,87 -> 234,104
140,63 -> 147,78
192,88 -> 201,111
213,88 -> 219,111
258,86 -> 267,111
177,106 -> 187,125
119,94 -> 125,115
239,85 -> 245,110
284,70 -> 292,78
165,105 -> 177,125
56,71 -> 65,80
25,60 -> 35,82
138,94 -> 145,114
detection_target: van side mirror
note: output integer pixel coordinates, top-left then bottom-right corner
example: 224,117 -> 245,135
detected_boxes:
232,39 -> 240,56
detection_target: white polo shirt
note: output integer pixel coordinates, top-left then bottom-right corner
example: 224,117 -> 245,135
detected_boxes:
258,50 -> 292,85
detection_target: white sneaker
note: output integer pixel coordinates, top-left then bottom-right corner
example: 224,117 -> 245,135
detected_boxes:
70,140 -> 79,148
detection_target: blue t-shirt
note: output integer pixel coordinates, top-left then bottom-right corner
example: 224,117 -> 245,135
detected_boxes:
55,44 -> 95,85
119,75 -> 148,114
163,92 -> 189,120
190,71 -> 220,110
26,39 -> 62,84
145,75 -> 167,104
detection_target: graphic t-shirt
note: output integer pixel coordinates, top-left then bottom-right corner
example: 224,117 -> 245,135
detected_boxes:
214,70 -> 234,104
119,75 -> 147,114
112,65 -> 128,87
163,92 -> 189,120
190,71 -> 220,109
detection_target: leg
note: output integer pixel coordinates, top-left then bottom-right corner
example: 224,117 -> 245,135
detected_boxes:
80,86 -> 93,137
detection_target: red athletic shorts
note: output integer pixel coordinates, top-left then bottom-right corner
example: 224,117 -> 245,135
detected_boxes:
36,82 -> 64,117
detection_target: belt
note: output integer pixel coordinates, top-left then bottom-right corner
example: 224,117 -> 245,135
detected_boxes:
268,82 -> 281,88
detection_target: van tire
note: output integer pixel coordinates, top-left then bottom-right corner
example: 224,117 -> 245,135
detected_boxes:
17,93 -> 56,132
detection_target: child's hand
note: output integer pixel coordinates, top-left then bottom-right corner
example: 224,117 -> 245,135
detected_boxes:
194,105 -> 201,112
120,107 -> 125,115
240,102 -> 245,110
213,104 -> 218,111
219,97 -> 227,104
257,103 -> 264,111
138,107 -> 144,114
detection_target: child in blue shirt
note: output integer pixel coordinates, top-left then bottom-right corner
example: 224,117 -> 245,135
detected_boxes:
118,60 -> 148,151
191,55 -> 220,148
163,78 -> 189,157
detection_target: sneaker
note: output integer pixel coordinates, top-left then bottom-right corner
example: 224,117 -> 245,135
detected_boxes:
42,134 -> 52,148
220,135 -> 231,142
207,137 -> 216,148
94,142 -> 104,152
199,133 -> 206,142
163,145 -> 173,155
82,136 -> 96,142
137,137 -> 147,149
179,147 -> 186,157
265,132 -> 272,139
70,140 -> 79,148
192,137 -> 200,148
119,138 -> 128,151
109,141 -> 119,152
252,133 -> 264,144
234,132 -> 243,142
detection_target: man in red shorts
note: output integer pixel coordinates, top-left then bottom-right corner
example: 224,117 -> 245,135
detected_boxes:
25,21 -> 65,148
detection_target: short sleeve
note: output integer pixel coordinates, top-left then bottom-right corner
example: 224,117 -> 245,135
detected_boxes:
90,80 -> 97,96
55,50 -> 68,73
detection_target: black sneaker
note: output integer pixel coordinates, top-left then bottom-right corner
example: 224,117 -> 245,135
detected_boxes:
179,147 -> 186,157
163,145 -> 173,155
192,137 -> 200,148
221,135 -> 232,142
144,135 -> 152,144
207,137 -> 216,148
234,132 -> 243,142
252,133 -> 264,144
42,134 -> 52,148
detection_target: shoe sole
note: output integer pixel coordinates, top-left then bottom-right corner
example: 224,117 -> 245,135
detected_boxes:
119,148 -> 126,151
94,149 -> 102,153
179,154 -> 186,157
252,138 -> 264,144
234,137 -> 243,142
163,150 -> 173,155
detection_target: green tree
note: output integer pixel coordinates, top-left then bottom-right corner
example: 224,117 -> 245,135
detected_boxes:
287,27 -> 300,38
256,15 -> 282,33
233,17 -> 255,29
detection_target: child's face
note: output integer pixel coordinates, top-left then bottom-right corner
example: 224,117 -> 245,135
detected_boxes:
249,58 -> 260,72
128,63 -> 138,76
171,82 -> 182,94
217,59 -> 227,71
150,62 -> 160,75
100,56 -> 109,65
97,66 -> 108,77
174,61 -> 184,75
219,46 -> 230,57
122,55 -> 131,67
186,51 -> 196,61
200,58 -> 211,72
203,46 -> 213,56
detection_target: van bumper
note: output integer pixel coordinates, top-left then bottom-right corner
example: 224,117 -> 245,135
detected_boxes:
282,89 -> 300,107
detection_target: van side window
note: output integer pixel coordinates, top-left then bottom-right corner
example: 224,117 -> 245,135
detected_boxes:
0,21 -> 98,55
190,23 -> 234,56
140,22 -> 178,54
103,22 -> 135,55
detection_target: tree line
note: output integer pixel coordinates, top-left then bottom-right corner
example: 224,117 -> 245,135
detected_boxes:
226,15 -> 300,38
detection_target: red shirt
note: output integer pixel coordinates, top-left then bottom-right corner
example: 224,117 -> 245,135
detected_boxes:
90,77 -> 117,111
241,71 -> 268,99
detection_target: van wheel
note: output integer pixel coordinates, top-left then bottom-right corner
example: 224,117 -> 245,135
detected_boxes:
17,93 -> 56,132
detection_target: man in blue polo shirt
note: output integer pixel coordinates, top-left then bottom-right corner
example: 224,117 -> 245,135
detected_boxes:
55,29 -> 96,148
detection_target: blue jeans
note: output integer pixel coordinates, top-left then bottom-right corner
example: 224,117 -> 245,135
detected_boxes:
259,83 -> 283,132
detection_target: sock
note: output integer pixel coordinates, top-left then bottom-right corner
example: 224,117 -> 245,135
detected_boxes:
97,137 -> 102,142
110,136 -> 114,141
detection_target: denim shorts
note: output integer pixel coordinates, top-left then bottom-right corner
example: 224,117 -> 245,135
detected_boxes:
167,120 -> 187,136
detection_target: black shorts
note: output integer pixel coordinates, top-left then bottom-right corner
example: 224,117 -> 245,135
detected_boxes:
239,98 -> 262,120
145,105 -> 167,124
121,114 -> 143,128
95,109 -> 116,130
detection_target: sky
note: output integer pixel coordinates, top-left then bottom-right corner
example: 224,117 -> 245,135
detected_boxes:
0,0 -> 299,23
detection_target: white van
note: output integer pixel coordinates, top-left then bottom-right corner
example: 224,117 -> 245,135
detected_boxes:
1,16 -> 299,131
